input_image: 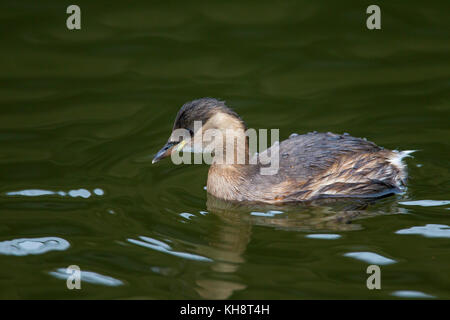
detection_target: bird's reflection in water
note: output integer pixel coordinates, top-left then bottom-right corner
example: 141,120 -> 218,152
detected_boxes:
193,197 -> 251,299
192,194 -> 405,299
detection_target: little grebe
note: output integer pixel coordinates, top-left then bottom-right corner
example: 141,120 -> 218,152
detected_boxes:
153,98 -> 414,203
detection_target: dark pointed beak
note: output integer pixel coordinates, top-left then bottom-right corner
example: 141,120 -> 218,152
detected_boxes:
152,141 -> 178,164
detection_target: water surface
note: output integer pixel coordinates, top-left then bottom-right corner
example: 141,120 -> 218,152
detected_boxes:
0,0 -> 449,299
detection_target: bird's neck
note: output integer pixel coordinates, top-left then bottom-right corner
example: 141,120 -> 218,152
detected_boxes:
207,163 -> 249,201
207,128 -> 253,201
203,111 -> 255,200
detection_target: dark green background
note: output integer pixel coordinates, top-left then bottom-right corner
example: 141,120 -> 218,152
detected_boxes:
0,0 -> 449,299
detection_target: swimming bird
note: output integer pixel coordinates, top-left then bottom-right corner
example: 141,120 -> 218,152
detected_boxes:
152,98 -> 414,204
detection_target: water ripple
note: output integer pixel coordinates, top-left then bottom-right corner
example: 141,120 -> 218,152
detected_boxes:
396,224 -> 450,238
180,212 -> 195,220
127,236 -> 212,262
306,234 -> 341,240
392,290 -> 435,298
399,200 -> 450,207
250,210 -> 284,217
5,188 -> 105,199
344,252 -> 396,265
0,237 -> 70,256
50,268 -> 123,287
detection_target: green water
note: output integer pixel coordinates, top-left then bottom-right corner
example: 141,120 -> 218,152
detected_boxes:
1,0 -> 449,299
